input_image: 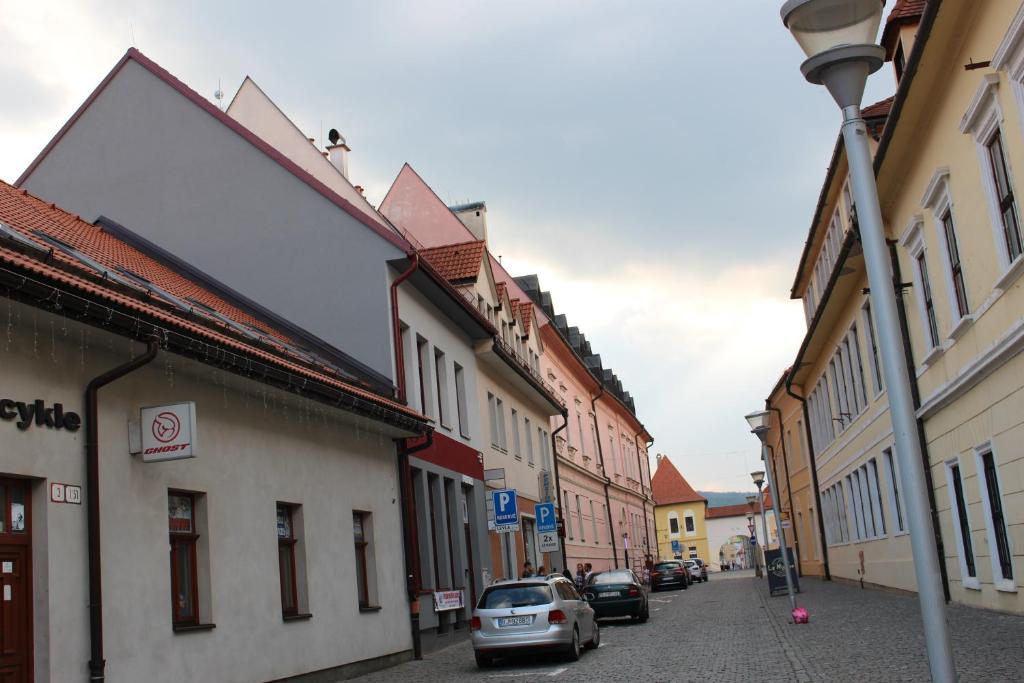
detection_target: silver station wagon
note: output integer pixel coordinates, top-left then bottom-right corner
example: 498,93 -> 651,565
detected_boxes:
471,575 -> 599,667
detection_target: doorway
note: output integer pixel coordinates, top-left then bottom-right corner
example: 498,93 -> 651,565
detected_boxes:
0,477 -> 32,682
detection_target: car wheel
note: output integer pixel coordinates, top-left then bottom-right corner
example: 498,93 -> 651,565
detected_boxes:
681,580 -> 688,590
584,621 -> 600,650
475,652 -> 493,668
565,626 -> 581,662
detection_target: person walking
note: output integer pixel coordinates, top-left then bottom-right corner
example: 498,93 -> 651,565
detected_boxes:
522,561 -> 535,577
575,563 -> 586,590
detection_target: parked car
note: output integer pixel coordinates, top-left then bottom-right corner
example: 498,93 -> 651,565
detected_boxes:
471,576 -> 599,667
583,569 -> 650,622
649,561 -> 689,591
692,558 -> 709,582
684,560 -> 703,583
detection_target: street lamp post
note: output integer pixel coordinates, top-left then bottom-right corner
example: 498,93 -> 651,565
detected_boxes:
750,471 -> 769,570
747,411 -> 798,613
745,496 -> 761,577
780,2 -> 956,681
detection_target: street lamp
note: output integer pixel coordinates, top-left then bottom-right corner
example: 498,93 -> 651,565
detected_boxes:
780,2 -> 956,680
750,470 -> 769,569
745,495 -> 761,576
747,410 -> 798,612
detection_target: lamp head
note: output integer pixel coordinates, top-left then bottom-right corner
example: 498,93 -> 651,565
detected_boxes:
781,0 -> 886,108
745,410 -> 772,442
751,470 -> 766,488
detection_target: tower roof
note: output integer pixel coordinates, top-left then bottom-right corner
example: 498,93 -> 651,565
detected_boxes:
651,456 -> 706,506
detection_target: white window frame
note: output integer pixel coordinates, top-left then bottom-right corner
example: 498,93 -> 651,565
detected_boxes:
973,443 -> 1016,592
511,408 -> 521,459
960,73 -> 1024,289
684,510 -> 696,537
524,417 -> 534,465
454,362 -> 470,439
495,397 -> 507,451
944,457 -> 980,590
590,500 -> 598,543
861,300 -> 885,397
866,459 -> 886,538
921,167 -> 974,338
899,215 -> 943,364
668,511 -> 680,537
882,447 -> 907,535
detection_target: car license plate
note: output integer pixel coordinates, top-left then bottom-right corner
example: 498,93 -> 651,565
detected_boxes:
498,616 -> 532,627
598,591 -> 618,598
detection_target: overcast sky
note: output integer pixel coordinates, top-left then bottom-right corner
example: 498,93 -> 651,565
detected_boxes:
0,0 -> 895,491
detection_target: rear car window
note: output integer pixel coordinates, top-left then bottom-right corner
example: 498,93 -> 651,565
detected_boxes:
655,562 -> 680,571
589,570 -> 634,585
478,585 -> 553,609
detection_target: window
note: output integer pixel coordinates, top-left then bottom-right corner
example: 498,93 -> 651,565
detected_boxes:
844,461 -> 886,541
454,363 -> 469,437
488,393 -> 499,447
669,515 -> 679,535
946,461 -> 977,587
576,495 -> 585,541
862,301 -> 884,394
353,511 -> 373,608
821,481 -> 850,546
277,504 -> 299,616
976,448 -> 1014,585
416,336 -> 432,417
917,253 -> 941,348
882,448 -> 906,533
894,40 -> 906,82
689,547 -> 698,560
496,398 -> 507,450
541,429 -> 551,471
684,514 -> 695,533
524,417 -> 534,465
576,412 -> 586,455
488,394 -> 507,450
434,348 -> 448,426
563,490 -> 573,540
590,500 -> 598,543
168,492 -> 199,626
988,130 -> 1023,263
941,210 -> 970,318
511,409 -> 521,457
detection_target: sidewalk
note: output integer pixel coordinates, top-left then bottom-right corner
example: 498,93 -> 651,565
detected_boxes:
757,576 -> 1024,682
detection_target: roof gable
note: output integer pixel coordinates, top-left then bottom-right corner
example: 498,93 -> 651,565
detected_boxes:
418,240 -> 486,283
651,456 -> 706,506
379,164 -> 479,249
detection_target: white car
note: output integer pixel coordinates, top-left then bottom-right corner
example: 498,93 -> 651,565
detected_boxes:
471,576 -> 599,667
683,560 -> 703,582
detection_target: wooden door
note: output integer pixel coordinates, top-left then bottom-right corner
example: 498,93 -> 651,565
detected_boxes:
0,478 -> 31,683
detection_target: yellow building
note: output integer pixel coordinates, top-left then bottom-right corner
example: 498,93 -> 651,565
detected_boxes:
651,454 -> 709,563
766,0 -> 1024,613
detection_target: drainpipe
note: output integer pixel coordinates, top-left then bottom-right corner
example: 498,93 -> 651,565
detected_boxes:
645,437 -> 657,562
767,404 -> 801,576
590,387 -> 618,568
784,380 -> 831,581
396,430 -> 434,660
549,410 -> 570,572
886,240 -> 951,602
633,432 -> 652,563
86,337 -> 160,682
390,254 -> 420,403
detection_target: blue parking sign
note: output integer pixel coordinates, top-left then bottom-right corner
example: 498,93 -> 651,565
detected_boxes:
492,489 -> 519,530
536,502 -> 556,533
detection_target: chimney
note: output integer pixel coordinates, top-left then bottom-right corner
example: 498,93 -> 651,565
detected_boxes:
450,202 -> 488,243
326,129 -> 350,180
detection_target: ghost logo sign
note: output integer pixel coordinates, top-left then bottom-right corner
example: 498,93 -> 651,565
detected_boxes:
0,398 -> 81,432
152,411 -> 181,443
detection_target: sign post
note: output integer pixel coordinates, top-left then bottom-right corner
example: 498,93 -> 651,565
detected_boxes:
536,502 -> 558,553
491,489 -> 519,533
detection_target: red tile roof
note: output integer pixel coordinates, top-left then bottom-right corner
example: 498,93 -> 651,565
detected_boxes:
518,301 -> 534,336
651,456 -> 706,506
762,487 -> 774,510
862,96 -> 894,119
418,240 -> 485,283
0,181 -> 423,422
706,503 -> 753,520
882,0 -> 926,52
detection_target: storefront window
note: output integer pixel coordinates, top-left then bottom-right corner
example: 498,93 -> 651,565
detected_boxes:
168,492 -> 199,625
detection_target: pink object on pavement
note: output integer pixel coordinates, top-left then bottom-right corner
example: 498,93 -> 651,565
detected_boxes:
792,607 -> 810,624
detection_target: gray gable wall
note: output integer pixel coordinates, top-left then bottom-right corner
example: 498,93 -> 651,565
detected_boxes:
20,58 -> 404,382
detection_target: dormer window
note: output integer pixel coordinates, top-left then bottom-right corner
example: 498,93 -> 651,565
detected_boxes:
894,41 -> 906,83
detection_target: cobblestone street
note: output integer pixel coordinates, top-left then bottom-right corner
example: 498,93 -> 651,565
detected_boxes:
352,571 -> 1024,682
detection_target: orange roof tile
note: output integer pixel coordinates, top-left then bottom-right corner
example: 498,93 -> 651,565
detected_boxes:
418,240 -> 485,283
882,0 -> 926,52
651,456 -> 706,506
706,504 -> 753,520
0,181 -> 423,422
518,301 -> 534,336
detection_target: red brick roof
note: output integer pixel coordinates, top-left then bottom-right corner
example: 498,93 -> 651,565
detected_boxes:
882,0 -> 926,52
0,181 -> 422,421
706,504 -> 753,520
651,456 -> 706,506
419,240 -> 485,283
862,96 -> 894,119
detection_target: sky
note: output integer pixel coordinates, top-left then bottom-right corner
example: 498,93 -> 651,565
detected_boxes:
0,0 -> 896,491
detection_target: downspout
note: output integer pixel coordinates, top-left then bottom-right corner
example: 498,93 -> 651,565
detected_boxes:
784,380 -> 831,581
590,387 -> 618,568
633,432 -> 652,562
886,240 -> 951,602
86,337 -> 160,682
390,254 -> 420,403
646,437 -> 657,562
767,404 -> 801,576
765,445 -> 784,550
396,429 -> 434,661
549,410 -> 570,572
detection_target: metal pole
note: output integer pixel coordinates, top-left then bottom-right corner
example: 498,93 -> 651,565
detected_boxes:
762,443 -> 797,611
841,104 -> 956,682
756,482 -> 769,572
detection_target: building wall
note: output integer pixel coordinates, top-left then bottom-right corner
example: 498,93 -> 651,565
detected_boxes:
19,57 -> 403,381
706,516 -> 755,571
654,502 -> 708,564
3,303 -> 411,682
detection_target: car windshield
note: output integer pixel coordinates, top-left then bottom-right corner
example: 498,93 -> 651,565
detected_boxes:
478,585 -> 553,609
588,571 -> 634,585
654,562 -> 680,571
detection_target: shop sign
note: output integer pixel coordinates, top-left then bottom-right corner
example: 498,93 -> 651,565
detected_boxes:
433,589 -> 464,612
140,402 -> 197,462
0,398 -> 81,432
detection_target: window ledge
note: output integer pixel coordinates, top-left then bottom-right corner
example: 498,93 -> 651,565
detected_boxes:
948,314 -> 975,341
994,580 -> 1018,594
920,345 -> 945,368
513,454 -> 522,461
359,605 -> 383,613
995,254 -> 1024,291
962,577 -> 982,591
460,431 -> 471,440
283,612 -> 313,622
173,622 -> 216,633
527,461 -> 535,468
